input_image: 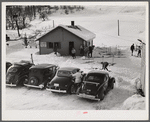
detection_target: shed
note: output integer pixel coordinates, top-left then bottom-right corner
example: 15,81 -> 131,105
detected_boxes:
36,21 -> 96,55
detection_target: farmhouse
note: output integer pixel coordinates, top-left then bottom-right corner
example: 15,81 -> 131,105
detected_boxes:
36,21 -> 96,55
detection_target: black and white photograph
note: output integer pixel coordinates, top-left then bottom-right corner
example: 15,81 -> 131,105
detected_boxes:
2,1 -> 149,120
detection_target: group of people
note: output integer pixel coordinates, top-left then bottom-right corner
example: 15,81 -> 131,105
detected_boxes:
130,44 -> 142,57
71,44 -> 95,59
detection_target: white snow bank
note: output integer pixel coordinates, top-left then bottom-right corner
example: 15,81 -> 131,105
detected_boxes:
121,94 -> 145,110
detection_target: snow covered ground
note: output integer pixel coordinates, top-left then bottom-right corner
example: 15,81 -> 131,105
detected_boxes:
3,3 -> 148,120
5,46 -> 144,110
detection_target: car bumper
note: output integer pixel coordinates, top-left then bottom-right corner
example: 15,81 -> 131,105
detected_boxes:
46,88 -> 67,93
78,93 -> 100,101
24,84 -> 44,89
6,83 -> 17,87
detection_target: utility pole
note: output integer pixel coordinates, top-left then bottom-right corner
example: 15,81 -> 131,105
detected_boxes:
118,20 -> 120,36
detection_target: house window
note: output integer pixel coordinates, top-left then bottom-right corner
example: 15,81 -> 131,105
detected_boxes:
54,42 -> 61,49
47,42 -> 53,48
47,42 -> 61,49
40,42 -> 47,47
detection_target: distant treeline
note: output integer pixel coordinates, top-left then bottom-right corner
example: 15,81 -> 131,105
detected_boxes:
6,5 -> 84,30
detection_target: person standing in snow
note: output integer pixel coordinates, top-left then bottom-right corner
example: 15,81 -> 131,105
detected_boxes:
54,44 -> 58,55
84,46 -> 89,57
79,44 -> 84,56
137,46 -> 141,57
130,44 -> 135,56
89,45 -> 94,58
24,35 -> 28,48
71,47 -> 76,59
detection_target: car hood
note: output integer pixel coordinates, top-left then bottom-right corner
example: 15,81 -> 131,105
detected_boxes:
49,76 -> 72,87
80,81 -> 100,95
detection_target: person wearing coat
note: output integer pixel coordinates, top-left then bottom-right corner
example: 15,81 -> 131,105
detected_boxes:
71,48 -> 76,59
130,44 -> 135,56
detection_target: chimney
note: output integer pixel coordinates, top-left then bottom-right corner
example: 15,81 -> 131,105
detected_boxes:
71,21 -> 74,26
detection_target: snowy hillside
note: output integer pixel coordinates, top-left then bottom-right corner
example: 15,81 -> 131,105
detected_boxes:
6,5 -> 146,47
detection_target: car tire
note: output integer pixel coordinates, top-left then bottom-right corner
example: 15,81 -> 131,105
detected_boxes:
110,78 -> 115,89
98,88 -> 105,101
21,77 -> 28,86
70,85 -> 76,94
29,77 -> 38,85
67,87 -> 71,94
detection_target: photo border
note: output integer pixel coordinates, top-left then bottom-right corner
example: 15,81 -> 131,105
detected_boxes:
1,0 -> 149,121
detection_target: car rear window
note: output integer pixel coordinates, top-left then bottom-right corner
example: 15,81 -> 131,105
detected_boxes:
7,67 -> 18,73
85,74 -> 106,83
57,70 -> 72,77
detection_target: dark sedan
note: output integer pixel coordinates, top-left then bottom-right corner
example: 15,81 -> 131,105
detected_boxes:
24,64 -> 58,89
6,60 -> 34,86
78,70 -> 115,101
46,67 -> 80,93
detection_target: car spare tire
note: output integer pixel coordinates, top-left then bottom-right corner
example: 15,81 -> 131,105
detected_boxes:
29,77 -> 38,86
110,78 -> 115,89
98,87 -> 105,101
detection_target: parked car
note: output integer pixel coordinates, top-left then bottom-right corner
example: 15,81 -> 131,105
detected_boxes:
6,62 -> 12,73
6,60 -> 34,86
77,70 -> 115,101
46,67 -> 81,93
24,64 -> 58,89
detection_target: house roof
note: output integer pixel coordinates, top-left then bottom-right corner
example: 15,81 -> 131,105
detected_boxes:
36,24 -> 96,42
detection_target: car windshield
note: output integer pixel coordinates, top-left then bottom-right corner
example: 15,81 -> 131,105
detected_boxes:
57,70 -> 72,77
85,74 -> 106,83
7,67 -> 18,73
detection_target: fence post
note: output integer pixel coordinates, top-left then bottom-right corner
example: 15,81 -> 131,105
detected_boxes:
102,55 -> 104,62
112,54 -> 114,64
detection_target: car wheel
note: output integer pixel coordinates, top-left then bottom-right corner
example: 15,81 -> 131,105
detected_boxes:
21,77 -> 28,86
23,78 -> 28,85
29,77 -> 38,85
70,85 -> 76,94
110,78 -> 115,89
67,87 -> 71,94
98,88 -> 105,101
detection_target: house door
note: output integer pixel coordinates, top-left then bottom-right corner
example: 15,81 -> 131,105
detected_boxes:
69,42 -> 74,55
